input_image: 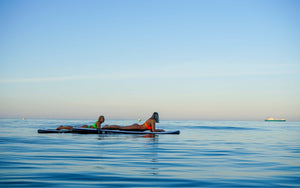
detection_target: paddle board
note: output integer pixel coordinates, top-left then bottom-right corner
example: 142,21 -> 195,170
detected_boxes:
37,129 -> 72,133
38,128 -> 180,134
72,128 -> 180,134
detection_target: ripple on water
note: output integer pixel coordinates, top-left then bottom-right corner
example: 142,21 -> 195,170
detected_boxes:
0,119 -> 299,187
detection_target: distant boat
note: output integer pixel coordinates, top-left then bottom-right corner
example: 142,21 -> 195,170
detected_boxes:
264,117 -> 286,122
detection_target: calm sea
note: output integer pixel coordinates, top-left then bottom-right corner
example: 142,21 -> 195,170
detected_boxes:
0,119 -> 299,187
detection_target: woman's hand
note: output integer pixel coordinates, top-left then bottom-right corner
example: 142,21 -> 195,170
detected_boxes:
155,129 -> 165,132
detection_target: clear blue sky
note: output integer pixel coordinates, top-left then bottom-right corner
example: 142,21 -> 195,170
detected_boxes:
0,0 -> 299,121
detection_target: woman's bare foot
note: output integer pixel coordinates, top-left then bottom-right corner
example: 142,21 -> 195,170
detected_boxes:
56,125 -> 63,130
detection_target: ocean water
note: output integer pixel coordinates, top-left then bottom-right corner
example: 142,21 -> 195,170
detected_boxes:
0,119 -> 299,187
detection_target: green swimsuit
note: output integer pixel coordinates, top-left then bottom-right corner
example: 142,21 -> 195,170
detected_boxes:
90,122 -> 97,129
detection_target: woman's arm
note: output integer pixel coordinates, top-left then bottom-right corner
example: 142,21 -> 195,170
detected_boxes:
151,120 -> 155,132
96,122 -> 101,129
149,120 -> 165,132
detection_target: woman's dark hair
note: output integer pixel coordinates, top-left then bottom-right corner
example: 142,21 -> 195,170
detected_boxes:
151,112 -> 159,123
98,115 -> 105,122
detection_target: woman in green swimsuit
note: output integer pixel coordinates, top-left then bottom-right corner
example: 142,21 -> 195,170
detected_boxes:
102,112 -> 164,132
56,115 -> 105,130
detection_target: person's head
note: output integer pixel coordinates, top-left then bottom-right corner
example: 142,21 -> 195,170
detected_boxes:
151,112 -> 159,123
98,115 -> 105,123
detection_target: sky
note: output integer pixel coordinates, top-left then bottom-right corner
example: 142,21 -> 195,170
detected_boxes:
0,0 -> 299,121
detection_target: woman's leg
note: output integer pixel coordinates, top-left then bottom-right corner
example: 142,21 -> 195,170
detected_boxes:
56,126 -> 73,130
102,124 -> 141,131
102,125 -> 122,130
119,124 -> 141,131
80,125 -> 89,128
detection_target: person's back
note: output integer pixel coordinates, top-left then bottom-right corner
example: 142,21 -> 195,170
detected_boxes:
102,112 -> 164,132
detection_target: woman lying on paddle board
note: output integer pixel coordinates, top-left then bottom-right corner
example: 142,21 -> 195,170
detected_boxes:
102,112 -> 164,132
56,115 -> 105,130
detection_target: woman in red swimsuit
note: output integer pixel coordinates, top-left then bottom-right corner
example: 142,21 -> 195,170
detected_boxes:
102,112 -> 164,132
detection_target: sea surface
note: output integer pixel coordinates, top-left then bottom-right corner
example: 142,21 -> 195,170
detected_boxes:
0,119 -> 299,187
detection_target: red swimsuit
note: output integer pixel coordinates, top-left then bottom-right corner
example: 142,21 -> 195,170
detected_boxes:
138,122 -> 152,130
144,122 -> 152,130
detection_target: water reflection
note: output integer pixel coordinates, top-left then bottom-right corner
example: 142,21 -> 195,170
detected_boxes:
95,133 -> 158,140
94,133 -> 161,176
143,135 -> 160,176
